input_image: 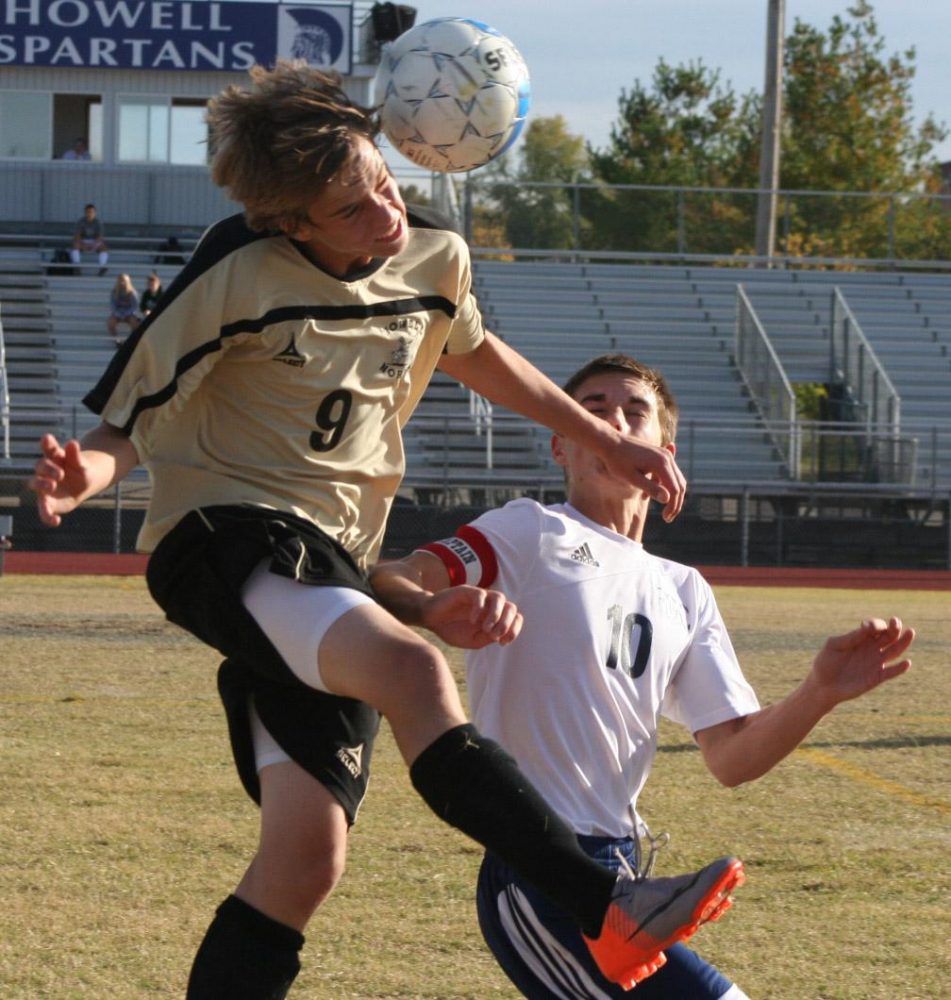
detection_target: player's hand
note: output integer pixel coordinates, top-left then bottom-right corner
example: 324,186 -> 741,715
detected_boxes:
810,616 -> 914,708
419,585 -> 523,649
602,436 -> 686,522
28,433 -> 92,527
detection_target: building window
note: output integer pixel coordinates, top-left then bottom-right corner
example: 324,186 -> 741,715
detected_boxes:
118,96 -> 208,165
0,91 -> 51,159
0,90 -> 103,160
54,93 -> 102,160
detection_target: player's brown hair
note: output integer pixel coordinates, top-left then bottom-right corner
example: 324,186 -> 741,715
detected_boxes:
207,60 -> 381,233
562,353 -> 679,445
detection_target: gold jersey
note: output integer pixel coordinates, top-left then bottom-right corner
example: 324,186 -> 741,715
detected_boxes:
85,212 -> 485,567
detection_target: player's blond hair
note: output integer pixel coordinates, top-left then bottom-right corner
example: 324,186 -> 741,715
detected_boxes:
562,353 -> 679,446
207,60 -> 380,233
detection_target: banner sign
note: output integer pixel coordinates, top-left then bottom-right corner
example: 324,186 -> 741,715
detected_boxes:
0,1 -> 353,72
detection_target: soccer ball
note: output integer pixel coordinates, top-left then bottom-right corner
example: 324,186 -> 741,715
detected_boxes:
374,17 -> 531,173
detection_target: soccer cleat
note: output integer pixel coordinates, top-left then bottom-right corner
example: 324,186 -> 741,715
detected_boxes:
584,855 -> 745,990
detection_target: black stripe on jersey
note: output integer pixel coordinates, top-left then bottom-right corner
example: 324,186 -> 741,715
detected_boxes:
92,291 -> 458,434
146,214 -> 275,327
84,214 -> 273,416
219,296 -> 456,339
84,210 -> 458,423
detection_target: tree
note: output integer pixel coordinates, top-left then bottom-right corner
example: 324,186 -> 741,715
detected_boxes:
472,115 -> 591,250
585,60 -> 760,254
779,1 -> 949,260
582,2 -> 950,261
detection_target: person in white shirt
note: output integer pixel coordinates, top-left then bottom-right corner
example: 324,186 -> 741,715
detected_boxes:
371,352 -> 915,999
62,137 -> 91,160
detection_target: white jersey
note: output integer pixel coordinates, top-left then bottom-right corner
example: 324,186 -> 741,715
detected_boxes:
419,499 -> 760,837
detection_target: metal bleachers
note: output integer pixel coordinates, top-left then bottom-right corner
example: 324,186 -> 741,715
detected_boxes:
466,259 -> 951,491
0,242 -> 185,480
3,246 -> 949,495
469,260 -> 789,485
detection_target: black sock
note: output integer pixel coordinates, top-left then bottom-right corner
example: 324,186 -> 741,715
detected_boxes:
410,723 -> 616,936
186,895 -> 305,1000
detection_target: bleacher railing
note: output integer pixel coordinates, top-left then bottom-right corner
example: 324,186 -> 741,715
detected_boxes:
401,411 -> 920,490
2,403 -> 928,491
468,391 -> 494,470
0,302 -> 9,460
831,288 -> 901,433
831,288 -> 903,481
734,285 -> 800,478
462,178 -> 951,270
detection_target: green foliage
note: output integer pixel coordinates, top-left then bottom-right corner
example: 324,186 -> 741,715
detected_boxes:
477,115 -> 591,250
474,2 -> 951,261
592,60 -> 759,189
782,1 -> 943,193
793,381 -> 828,420
400,183 -> 431,207
585,61 -> 760,253
779,0 -> 950,259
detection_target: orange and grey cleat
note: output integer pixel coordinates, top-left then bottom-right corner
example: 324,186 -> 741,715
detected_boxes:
584,856 -> 745,990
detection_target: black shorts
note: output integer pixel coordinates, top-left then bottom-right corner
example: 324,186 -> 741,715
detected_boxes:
146,504 -> 381,823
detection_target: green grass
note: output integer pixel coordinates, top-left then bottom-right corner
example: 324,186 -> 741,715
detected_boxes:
1,577 -> 948,998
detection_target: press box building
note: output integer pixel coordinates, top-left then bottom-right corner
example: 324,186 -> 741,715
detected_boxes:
0,0 -> 418,233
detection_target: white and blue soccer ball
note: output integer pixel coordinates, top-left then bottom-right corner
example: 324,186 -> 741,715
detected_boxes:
374,17 -> 531,173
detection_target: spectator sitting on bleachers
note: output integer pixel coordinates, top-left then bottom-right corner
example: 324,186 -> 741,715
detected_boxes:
70,203 -> 109,275
153,235 -> 186,265
107,273 -> 141,345
139,272 -> 164,316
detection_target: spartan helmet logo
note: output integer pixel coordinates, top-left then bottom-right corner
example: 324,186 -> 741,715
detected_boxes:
284,7 -> 345,67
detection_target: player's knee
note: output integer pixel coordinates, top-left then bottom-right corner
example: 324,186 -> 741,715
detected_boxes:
296,846 -> 345,908
390,636 -> 455,705
253,835 -> 346,919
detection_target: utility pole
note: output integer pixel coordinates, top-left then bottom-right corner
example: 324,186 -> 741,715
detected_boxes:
755,0 -> 785,264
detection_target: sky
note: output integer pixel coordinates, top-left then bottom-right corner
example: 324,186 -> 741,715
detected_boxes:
397,1 -> 951,166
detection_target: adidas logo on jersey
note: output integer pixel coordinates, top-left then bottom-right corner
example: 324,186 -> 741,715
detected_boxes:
569,543 -> 599,567
336,743 -> 365,779
273,335 -> 306,367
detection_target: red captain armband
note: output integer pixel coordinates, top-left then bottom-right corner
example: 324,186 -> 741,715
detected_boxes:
417,524 -> 498,588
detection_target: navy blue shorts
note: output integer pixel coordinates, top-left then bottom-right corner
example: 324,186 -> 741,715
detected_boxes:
477,835 -> 738,999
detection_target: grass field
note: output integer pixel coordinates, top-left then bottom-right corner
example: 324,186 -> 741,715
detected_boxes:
1,575 -> 948,999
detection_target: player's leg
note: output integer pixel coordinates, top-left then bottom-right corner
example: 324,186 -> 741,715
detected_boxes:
242,568 -> 619,936
245,565 -> 742,987
148,513 -> 740,992
477,847 -> 748,1000
186,762 -> 344,1000
238,759 -> 349,928
188,651 -> 378,1000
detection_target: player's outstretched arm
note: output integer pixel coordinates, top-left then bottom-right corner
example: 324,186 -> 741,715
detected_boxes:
809,616 -> 914,705
29,424 -> 139,527
695,616 -> 914,787
370,552 -> 523,650
438,332 -> 686,521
